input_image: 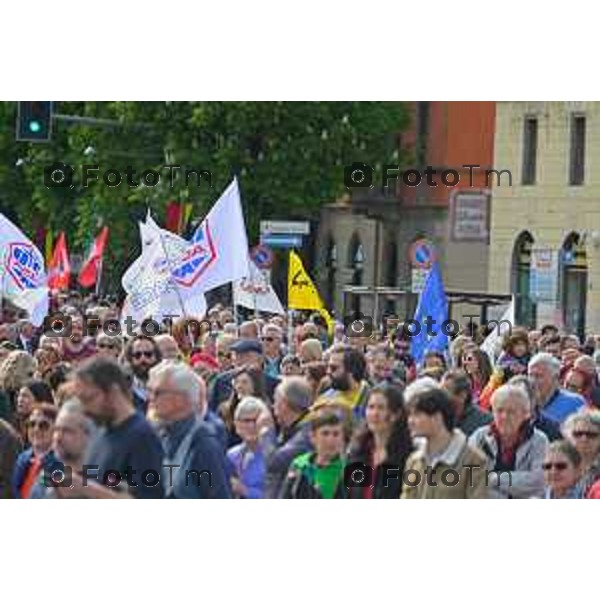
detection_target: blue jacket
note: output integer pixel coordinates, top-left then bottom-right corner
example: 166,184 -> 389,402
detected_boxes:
541,389 -> 586,425
158,416 -> 232,499
11,448 -> 56,499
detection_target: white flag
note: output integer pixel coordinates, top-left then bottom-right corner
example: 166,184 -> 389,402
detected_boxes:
0,214 -> 49,326
234,260 -> 285,315
184,177 -> 250,292
121,219 -> 206,324
481,298 -> 514,365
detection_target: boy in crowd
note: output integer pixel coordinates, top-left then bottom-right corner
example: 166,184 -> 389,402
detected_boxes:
280,411 -> 347,499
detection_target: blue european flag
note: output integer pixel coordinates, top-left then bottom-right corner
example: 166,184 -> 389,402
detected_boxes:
411,262 -> 448,365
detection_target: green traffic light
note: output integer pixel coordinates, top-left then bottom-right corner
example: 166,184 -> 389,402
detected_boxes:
29,120 -> 41,133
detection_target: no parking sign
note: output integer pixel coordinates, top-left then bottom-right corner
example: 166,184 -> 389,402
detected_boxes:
251,244 -> 274,270
409,239 -> 436,269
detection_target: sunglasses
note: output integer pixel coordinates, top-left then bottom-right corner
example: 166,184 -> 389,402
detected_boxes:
132,351 -> 155,360
542,462 -> 569,471
28,420 -> 52,431
261,337 -> 276,343
572,430 -> 600,440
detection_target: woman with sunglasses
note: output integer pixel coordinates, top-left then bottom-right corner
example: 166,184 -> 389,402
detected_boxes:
15,380 -> 55,443
542,440 -> 584,499
562,410 -> 600,495
11,403 -> 58,499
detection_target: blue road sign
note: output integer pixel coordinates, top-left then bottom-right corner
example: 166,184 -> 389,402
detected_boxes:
260,234 -> 303,248
251,244 -> 275,269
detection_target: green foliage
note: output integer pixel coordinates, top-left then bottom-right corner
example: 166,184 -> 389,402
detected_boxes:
0,101 -> 410,290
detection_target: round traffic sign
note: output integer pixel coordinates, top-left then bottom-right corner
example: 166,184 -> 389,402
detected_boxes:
409,239 -> 436,269
251,244 -> 274,270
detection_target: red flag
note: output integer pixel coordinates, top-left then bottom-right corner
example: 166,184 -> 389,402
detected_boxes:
165,201 -> 183,233
78,226 -> 109,288
47,232 -> 71,290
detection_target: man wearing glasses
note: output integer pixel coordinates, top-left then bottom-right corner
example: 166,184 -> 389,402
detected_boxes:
261,324 -> 284,379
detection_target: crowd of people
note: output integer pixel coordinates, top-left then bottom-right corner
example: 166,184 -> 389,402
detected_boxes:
1,290 -> 600,500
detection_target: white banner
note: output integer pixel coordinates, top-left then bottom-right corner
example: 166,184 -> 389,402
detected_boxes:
234,260 -> 284,314
0,213 -> 49,326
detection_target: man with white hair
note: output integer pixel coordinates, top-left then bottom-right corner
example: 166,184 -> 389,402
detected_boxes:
528,352 -> 585,425
148,361 -> 231,499
470,384 -> 548,498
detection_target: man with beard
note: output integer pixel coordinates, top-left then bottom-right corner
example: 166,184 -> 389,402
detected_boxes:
316,344 -> 370,419
125,335 -> 162,411
60,315 -> 96,363
67,357 -> 164,499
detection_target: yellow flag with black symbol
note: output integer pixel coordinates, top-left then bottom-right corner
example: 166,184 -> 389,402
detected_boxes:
288,250 -> 334,335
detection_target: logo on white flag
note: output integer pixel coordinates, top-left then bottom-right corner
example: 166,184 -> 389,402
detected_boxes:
171,220 -> 217,287
5,242 -> 45,290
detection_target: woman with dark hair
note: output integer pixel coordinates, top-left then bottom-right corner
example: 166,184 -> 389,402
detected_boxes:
458,347 -> 492,405
219,365 -> 268,447
15,380 -> 55,443
347,383 -> 413,499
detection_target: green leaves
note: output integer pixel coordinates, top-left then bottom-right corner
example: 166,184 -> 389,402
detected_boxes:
0,101 -> 409,290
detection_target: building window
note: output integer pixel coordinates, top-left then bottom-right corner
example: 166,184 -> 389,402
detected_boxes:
569,115 -> 586,186
521,117 -> 538,185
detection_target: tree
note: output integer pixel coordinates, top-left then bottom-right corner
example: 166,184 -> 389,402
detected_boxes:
0,101 -> 411,290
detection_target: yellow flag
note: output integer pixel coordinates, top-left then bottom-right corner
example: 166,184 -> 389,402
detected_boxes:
288,250 -> 334,335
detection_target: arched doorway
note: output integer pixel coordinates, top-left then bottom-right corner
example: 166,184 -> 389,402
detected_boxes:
561,232 -> 587,337
348,233 -> 365,314
324,236 -> 337,310
511,231 -> 536,327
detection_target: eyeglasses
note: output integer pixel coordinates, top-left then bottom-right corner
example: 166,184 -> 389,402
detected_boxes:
148,388 -> 184,399
542,462 -> 569,471
572,430 -> 600,440
132,351 -> 155,360
261,337 -> 276,343
235,417 -> 258,424
28,420 -> 52,431
98,343 -> 116,349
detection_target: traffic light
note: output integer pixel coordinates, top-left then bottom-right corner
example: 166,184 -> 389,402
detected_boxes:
16,101 -> 53,142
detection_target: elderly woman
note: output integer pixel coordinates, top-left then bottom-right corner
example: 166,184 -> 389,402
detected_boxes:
562,410 -> 600,495
542,440 -> 584,499
0,350 -> 36,424
226,396 -> 275,498
470,384 -> 548,498
14,380 -> 54,443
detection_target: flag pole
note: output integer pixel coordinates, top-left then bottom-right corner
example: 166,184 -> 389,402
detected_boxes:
95,256 -> 103,297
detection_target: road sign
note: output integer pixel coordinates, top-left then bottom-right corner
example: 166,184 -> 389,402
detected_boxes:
409,239 -> 436,269
250,244 -> 274,270
529,248 -> 558,302
411,267 -> 430,293
261,234 -> 303,248
260,220 -> 310,236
